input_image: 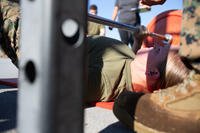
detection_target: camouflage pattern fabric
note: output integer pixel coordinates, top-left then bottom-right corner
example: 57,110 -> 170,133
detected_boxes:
179,0 -> 200,72
0,0 -> 20,67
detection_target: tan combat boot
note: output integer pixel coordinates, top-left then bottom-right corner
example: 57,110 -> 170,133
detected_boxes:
113,71 -> 200,133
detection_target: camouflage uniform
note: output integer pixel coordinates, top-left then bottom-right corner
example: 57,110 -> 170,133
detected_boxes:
0,0 -> 20,67
179,0 -> 200,72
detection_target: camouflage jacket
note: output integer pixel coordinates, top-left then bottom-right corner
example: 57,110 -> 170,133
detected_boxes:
179,0 -> 200,72
0,0 -> 20,67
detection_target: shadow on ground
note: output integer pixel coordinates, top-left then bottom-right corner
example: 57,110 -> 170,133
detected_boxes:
0,87 -> 17,132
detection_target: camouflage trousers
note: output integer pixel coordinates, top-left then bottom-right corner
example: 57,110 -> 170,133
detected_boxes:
0,0 -> 20,67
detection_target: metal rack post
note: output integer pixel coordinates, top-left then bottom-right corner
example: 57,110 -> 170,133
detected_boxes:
18,0 -> 87,133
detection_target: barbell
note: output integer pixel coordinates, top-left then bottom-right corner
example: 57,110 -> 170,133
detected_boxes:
88,14 -> 172,43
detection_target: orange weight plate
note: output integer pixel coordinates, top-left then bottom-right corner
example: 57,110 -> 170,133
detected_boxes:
143,10 -> 182,47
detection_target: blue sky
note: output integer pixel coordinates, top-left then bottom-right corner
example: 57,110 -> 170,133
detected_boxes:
88,0 -> 183,40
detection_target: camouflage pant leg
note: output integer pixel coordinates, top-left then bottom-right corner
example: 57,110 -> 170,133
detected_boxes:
179,0 -> 200,72
0,0 -> 20,67
0,48 -> 7,58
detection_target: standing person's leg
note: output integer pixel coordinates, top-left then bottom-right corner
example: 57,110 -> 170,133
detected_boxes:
128,32 -> 134,47
118,29 -> 129,45
128,23 -> 141,48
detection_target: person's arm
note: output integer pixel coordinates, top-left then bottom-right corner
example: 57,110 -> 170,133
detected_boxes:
141,0 -> 166,6
132,25 -> 148,54
109,1 -> 119,30
139,0 -> 151,11
99,25 -> 106,36
111,6 -> 119,21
